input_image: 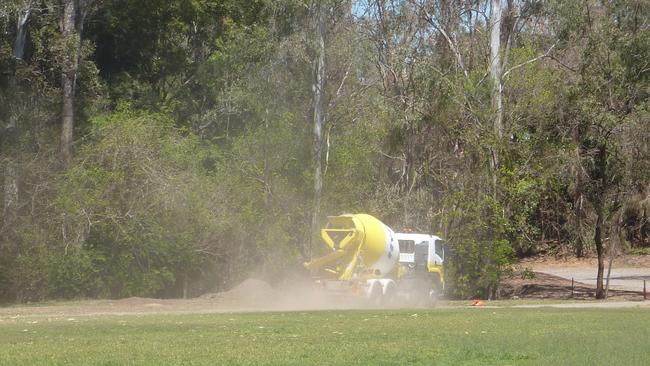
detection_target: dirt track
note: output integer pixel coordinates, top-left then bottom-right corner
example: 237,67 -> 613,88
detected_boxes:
2,295 -> 649,322
0,279 -> 370,320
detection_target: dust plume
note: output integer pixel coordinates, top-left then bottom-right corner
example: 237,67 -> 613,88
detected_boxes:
200,276 -> 436,312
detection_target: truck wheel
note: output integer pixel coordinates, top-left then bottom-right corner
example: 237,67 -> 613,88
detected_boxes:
366,280 -> 383,307
427,286 -> 439,307
410,278 -> 431,307
425,278 -> 444,307
380,279 -> 397,307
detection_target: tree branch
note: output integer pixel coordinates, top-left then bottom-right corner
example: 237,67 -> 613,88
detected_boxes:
503,44 -> 556,79
418,4 -> 468,77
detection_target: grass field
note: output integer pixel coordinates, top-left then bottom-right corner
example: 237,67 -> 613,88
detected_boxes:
1,307 -> 649,365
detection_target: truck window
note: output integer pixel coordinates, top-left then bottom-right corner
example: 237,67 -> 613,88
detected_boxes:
435,240 -> 445,260
398,240 -> 415,254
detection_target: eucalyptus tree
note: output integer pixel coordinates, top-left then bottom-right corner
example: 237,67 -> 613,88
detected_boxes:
309,0 -> 327,259
60,0 -> 97,166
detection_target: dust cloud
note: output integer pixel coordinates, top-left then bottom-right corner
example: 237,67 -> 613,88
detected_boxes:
200,278 -> 371,312
197,276 -> 440,312
0,278 -> 433,320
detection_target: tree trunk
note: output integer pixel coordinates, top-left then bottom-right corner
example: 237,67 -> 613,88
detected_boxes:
489,0 -> 503,195
14,1 -> 32,60
309,0 -> 326,260
604,223 -> 619,299
375,0 -> 398,97
594,208 -> 605,299
594,144 -> 607,299
60,0 -> 78,166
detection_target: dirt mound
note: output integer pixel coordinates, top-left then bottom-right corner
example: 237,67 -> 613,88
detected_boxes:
200,278 -> 273,303
223,278 -> 273,299
111,297 -> 167,306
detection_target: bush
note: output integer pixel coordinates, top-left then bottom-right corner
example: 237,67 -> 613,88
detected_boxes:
443,192 -> 514,299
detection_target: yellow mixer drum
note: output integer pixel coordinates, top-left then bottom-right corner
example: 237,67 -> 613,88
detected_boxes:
319,214 -> 399,278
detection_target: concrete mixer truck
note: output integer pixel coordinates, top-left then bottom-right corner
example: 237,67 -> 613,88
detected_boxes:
304,214 -> 445,305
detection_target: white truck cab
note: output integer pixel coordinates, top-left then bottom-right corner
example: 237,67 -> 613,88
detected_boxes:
395,232 -> 446,298
396,233 -> 445,267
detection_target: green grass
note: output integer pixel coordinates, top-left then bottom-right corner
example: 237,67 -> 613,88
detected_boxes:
1,308 -> 649,365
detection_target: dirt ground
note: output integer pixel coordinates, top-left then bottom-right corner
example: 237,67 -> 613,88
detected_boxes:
0,279 -> 370,320
515,254 -> 650,294
499,271 -> 644,300
1,256 -> 649,319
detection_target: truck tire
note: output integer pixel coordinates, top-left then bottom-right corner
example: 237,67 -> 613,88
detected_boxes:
379,279 -> 397,307
366,280 -> 383,307
427,285 -> 439,307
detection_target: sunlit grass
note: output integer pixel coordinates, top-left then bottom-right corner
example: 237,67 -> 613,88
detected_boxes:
1,307 -> 649,365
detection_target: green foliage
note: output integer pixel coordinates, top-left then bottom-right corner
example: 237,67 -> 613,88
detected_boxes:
443,192 -> 515,299
57,108 -> 227,298
323,102 -> 388,213
627,247 -> 650,256
218,110 -> 310,271
1,107 -> 251,301
521,267 -> 536,280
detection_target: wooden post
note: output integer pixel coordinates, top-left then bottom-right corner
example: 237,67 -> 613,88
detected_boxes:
644,280 -> 647,301
571,277 -> 574,298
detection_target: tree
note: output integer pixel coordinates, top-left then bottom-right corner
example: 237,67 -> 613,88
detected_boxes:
60,0 -> 96,166
309,0 -> 327,260
549,0 -> 650,298
488,0 -> 503,195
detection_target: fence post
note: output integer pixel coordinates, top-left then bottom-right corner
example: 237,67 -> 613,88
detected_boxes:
644,280 -> 647,301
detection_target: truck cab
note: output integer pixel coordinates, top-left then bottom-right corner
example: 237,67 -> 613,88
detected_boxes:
395,233 -> 445,297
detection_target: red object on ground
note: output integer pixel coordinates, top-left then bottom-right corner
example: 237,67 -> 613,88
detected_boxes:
471,299 -> 484,306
